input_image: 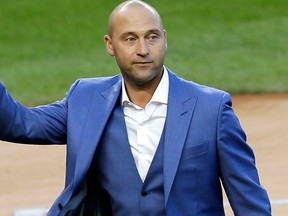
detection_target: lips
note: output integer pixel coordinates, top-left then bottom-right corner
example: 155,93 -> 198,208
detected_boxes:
133,61 -> 152,65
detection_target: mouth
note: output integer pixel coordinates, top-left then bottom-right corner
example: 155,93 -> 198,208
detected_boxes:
133,61 -> 152,65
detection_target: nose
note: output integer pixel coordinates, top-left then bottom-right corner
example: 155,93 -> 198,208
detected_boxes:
137,39 -> 149,56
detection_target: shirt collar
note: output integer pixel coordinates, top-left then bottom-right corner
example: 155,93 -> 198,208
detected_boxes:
122,66 -> 169,106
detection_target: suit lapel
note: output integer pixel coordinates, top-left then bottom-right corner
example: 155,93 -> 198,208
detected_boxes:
73,77 -> 122,189
163,71 -> 198,206
71,70 -> 197,205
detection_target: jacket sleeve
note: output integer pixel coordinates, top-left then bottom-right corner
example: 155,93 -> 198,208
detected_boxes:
0,80 -> 67,144
217,93 -> 271,215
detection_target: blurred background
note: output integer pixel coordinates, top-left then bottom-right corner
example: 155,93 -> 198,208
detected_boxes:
0,0 -> 287,105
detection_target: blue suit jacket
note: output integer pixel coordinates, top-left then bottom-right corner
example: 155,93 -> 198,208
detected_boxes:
0,68 -> 271,215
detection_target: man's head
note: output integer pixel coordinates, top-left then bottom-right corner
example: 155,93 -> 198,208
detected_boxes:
104,0 -> 167,88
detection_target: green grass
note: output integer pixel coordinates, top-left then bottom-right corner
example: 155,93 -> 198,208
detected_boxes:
0,0 -> 287,105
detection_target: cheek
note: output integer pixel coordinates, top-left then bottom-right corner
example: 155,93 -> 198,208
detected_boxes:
153,47 -> 166,61
115,49 -> 133,62
114,52 -> 130,67
152,43 -> 166,53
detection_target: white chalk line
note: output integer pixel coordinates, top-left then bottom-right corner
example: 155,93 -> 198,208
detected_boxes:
224,199 -> 288,207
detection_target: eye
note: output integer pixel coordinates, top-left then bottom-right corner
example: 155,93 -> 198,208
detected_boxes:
147,34 -> 159,42
125,36 -> 136,43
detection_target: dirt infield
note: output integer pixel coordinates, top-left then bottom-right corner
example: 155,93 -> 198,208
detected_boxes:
0,94 -> 287,215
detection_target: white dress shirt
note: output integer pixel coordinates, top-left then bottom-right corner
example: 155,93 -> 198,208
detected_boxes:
122,67 -> 169,182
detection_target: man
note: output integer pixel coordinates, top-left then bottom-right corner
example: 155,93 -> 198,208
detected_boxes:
0,0 -> 271,215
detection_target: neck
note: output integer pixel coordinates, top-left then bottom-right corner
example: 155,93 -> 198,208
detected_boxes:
124,75 -> 163,108
126,88 -> 154,108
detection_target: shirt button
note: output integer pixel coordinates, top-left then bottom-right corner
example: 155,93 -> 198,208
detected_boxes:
141,191 -> 149,197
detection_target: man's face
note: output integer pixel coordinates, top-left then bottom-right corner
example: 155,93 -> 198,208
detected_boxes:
105,6 -> 167,88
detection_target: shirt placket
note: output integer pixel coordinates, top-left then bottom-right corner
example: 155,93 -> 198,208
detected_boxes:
136,103 -> 157,181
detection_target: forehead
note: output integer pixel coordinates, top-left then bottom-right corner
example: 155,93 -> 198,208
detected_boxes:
110,5 -> 163,36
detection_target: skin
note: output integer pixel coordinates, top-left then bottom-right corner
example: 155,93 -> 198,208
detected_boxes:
104,0 -> 167,108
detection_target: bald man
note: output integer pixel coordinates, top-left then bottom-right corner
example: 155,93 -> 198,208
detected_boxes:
0,1 -> 271,215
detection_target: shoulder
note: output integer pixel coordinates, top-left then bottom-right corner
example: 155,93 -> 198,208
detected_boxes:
67,74 -> 122,94
166,67 -> 230,103
74,74 -> 121,88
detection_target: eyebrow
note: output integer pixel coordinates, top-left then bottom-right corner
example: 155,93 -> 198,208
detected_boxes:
120,29 -> 162,38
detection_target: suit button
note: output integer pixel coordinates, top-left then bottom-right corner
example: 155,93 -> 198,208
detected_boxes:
141,191 -> 148,197
58,203 -> 63,210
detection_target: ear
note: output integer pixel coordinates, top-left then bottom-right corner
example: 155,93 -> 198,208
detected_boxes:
104,35 -> 115,56
163,29 -> 168,50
